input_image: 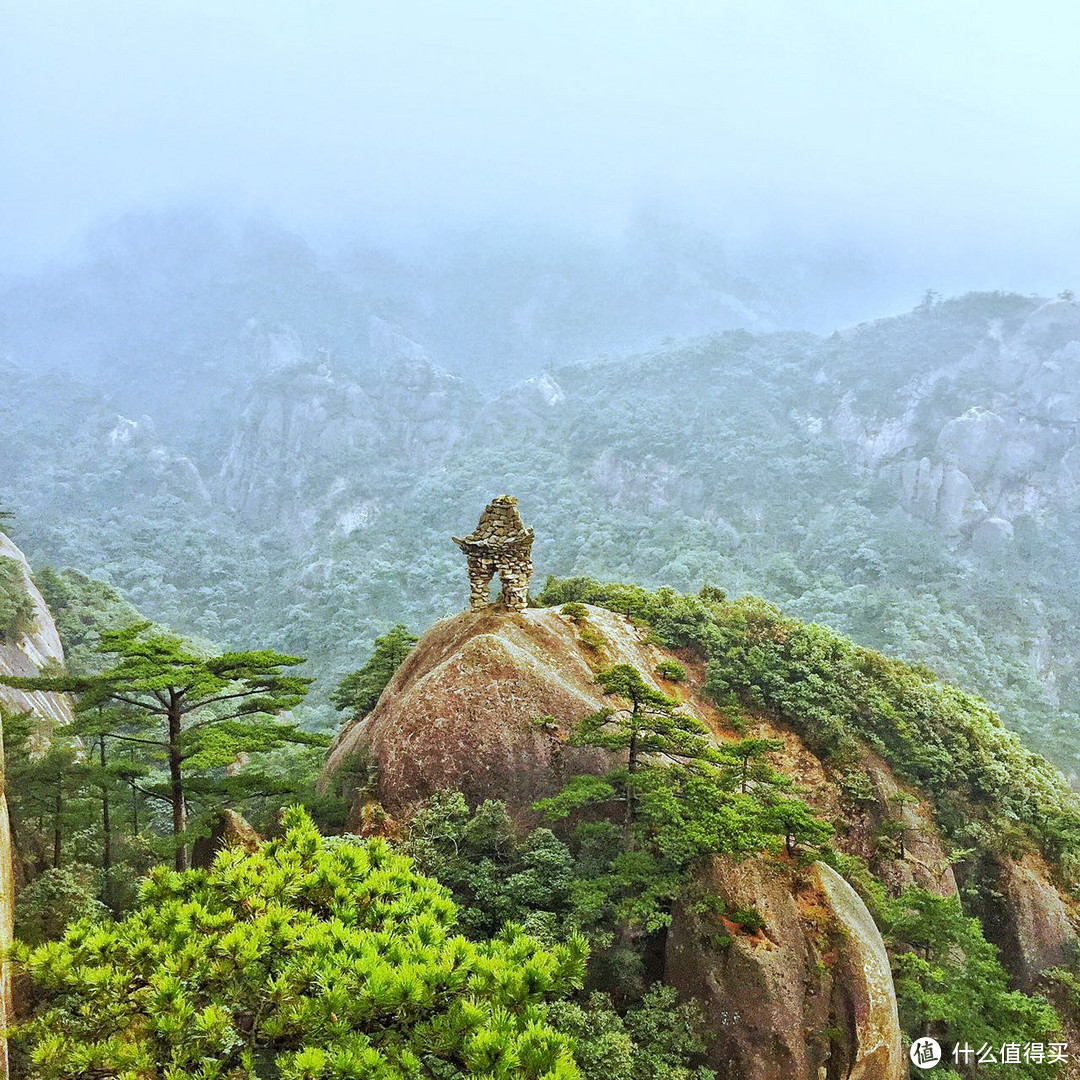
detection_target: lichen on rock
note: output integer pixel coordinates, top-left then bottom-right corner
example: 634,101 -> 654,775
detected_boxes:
665,854 -> 904,1080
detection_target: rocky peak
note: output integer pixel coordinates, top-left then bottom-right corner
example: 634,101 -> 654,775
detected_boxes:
830,298 -> 1080,541
217,342 -> 480,538
320,589 -> 1080,1075
322,602 -> 926,1078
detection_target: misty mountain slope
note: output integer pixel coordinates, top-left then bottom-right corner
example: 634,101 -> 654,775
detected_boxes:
0,211 -> 880,403
2,290 -> 1079,777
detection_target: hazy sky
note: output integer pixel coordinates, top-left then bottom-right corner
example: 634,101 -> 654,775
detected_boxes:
3,1 -> 1080,290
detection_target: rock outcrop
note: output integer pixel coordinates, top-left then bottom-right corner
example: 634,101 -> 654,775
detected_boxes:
0,530 -> 74,1079
322,596 -> 1080,1076
322,604 -> 692,820
835,297 -> 1080,541
665,855 -> 903,1080
191,809 -> 263,868
218,355 -> 480,539
0,531 -> 74,730
964,852 -> 1080,992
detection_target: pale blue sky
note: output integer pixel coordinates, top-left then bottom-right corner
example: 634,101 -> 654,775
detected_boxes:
3,1 -> 1079,287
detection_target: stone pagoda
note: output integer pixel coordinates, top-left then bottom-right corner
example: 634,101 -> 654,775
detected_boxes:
453,495 -> 534,612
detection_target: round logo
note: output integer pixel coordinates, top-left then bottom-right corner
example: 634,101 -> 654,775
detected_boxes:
910,1037 -> 942,1069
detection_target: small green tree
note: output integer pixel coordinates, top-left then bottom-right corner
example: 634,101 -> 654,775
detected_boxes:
13,807 -> 586,1080
548,986 -> 715,1080
722,736 -> 786,795
331,624 -> 418,719
654,659 -> 686,683
575,664 -> 718,827
1,622 -> 318,870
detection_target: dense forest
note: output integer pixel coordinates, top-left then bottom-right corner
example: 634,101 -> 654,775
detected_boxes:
4,217 -> 1080,1080
2,229 -> 1078,779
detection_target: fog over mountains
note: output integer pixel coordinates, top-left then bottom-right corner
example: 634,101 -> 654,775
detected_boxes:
2,213 -> 1079,784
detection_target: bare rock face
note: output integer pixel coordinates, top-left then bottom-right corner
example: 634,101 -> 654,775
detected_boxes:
0,530 -> 73,1079
0,531 -> 74,730
971,853 -> 1080,991
813,862 -> 904,1080
218,358 -> 479,540
936,407 -> 1008,486
898,457 -> 987,535
321,604 -> 692,819
190,809 -> 262,868
665,855 -> 904,1080
840,753 -> 958,899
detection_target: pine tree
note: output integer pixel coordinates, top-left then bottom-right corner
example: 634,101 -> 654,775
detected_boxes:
536,665 -> 830,936
331,624 -> 418,719
1,622 -> 318,870
13,807 -> 586,1079
573,664 -> 718,826
722,736 -> 786,794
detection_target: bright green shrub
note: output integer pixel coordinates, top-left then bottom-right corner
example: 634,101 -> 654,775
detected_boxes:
14,806 -> 586,1080
655,660 -> 686,682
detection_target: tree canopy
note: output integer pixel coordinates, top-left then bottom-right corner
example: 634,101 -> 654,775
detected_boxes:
13,806 -> 587,1080
0,622 -> 319,869
331,625 -> 418,720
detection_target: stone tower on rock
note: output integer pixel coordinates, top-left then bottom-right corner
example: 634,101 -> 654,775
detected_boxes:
452,495 -> 534,612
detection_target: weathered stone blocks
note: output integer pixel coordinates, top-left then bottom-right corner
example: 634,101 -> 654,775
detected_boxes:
452,495 -> 534,612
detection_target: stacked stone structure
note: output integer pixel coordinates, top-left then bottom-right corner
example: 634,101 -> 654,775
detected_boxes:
453,496 -> 534,612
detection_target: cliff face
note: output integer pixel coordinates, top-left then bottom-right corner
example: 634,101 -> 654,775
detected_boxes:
830,298 -> 1080,538
0,531 -> 74,729
0,530 -> 74,1079
666,857 -> 903,1080
218,322 -> 481,541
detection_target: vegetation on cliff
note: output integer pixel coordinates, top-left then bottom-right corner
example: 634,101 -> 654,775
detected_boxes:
6,292 -> 1080,782
0,557 -> 35,644
538,578 -> 1080,868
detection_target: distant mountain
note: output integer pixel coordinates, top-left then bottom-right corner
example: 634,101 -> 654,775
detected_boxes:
1,251 -> 1078,777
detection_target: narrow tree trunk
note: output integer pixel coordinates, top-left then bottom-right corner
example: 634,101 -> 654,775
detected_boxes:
127,748 -> 139,835
168,697 -> 188,871
53,788 -> 62,869
625,725 -> 639,829
99,735 -> 112,906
